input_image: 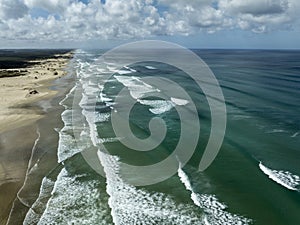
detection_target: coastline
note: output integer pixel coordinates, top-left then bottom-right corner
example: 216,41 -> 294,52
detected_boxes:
0,51 -> 73,133
0,51 -> 75,225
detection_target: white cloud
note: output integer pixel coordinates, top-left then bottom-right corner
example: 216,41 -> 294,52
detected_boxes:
0,0 -> 300,44
219,0 -> 300,32
0,0 -> 28,19
220,0 -> 289,16
24,0 -> 70,13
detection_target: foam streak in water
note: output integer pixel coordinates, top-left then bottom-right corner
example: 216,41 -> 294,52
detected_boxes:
178,167 -> 252,225
114,75 -> 159,99
291,132 -> 299,138
259,162 -> 300,191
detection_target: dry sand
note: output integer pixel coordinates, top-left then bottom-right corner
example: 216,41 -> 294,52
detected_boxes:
0,52 -> 73,132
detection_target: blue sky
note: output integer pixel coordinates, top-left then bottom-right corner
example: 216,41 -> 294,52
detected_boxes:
0,0 -> 300,49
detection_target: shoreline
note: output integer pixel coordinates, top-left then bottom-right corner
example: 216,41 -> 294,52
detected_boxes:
0,51 -> 75,225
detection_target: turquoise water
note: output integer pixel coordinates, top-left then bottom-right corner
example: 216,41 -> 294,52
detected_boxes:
24,49 -> 300,225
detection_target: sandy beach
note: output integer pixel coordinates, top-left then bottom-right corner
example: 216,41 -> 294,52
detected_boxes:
0,51 -> 74,225
0,52 -> 73,132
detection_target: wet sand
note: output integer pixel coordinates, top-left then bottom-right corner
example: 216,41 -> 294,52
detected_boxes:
0,51 -> 74,225
0,124 -> 38,225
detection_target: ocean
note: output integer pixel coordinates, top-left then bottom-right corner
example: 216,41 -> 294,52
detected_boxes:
22,49 -> 300,225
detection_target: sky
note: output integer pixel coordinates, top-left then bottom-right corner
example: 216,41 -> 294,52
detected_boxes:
0,0 -> 300,49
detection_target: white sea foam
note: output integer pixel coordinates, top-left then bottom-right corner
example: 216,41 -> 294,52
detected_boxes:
115,75 -> 187,114
37,169 -> 112,225
138,99 -> 174,114
116,66 -> 137,75
96,67 -> 107,73
114,75 -> 191,114
100,92 -> 113,102
23,177 -> 55,225
57,131 -> 79,163
178,167 -> 252,225
81,82 -> 99,96
177,166 -> 193,191
266,129 -> 287,134
124,65 -> 137,72
117,70 -> 133,75
98,137 -> 120,144
82,109 -> 110,124
59,85 -> 76,109
77,65 -> 112,146
81,109 -> 101,146
57,106 -> 87,163
114,75 -> 158,99
171,97 -> 189,106
57,81 -> 100,163
259,162 -> 300,191
98,151 -> 206,225
291,132 -> 299,138
107,65 -> 118,72
145,66 -> 156,70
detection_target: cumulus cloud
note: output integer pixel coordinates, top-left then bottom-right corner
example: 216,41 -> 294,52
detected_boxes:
219,0 -> 300,32
0,0 -> 299,43
220,0 -> 289,16
0,0 -> 28,19
24,0 -> 70,13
